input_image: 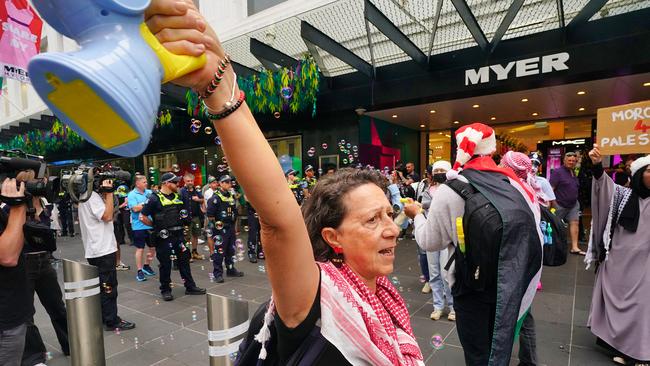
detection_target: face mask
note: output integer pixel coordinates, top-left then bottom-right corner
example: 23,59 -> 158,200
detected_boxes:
432,173 -> 447,183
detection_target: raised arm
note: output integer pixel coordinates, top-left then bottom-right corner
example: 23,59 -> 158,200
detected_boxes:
146,0 -> 318,326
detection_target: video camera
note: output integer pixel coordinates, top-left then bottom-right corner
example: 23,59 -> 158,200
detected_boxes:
0,149 -> 54,201
61,163 -> 131,203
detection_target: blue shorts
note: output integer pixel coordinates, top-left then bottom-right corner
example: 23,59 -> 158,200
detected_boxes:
132,229 -> 153,249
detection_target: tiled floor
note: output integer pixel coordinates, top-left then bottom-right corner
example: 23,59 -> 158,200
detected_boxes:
36,235 -> 616,365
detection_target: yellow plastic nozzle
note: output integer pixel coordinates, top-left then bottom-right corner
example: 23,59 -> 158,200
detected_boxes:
140,23 -> 207,83
456,217 -> 465,254
399,198 -> 410,203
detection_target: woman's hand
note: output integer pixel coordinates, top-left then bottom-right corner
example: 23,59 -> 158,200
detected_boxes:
145,0 -> 225,91
589,144 -> 603,165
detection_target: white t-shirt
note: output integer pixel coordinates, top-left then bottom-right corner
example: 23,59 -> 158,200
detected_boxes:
204,188 -> 215,201
535,176 -> 556,203
78,191 -> 117,259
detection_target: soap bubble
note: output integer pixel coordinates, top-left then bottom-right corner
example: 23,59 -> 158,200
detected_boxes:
102,283 -> 113,294
346,143 -> 351,148
214,136 -> 221,145
318,168 -> 323,175
171,164 -> 180,173
190,163 -> 198,171
352,145 -> 358,152
191,119 -> 201,128
179,209 -> 189,219
273,111 -> 281,119
190,124 -> 200,134
430,334 -> 445,350
208,160 -> 213,166
343,159 -> 348,165
339,145 -> 345,152
340,139 -> 346,145
149,167 -> 155,173
159,229 -> 169,239
307,147 -> 316,157
243,226 -> 249,232
213,235 -> 223,244
280,87 -> 293,99
204,126 -> 213,134
321,143 -> 328,150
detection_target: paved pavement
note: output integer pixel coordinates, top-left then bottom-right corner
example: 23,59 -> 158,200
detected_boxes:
35,234 -> 616,366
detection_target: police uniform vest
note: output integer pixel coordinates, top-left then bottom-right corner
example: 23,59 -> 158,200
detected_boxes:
288,182 -> 305,204
213,190 -> 236,224
153,192 -> 184,233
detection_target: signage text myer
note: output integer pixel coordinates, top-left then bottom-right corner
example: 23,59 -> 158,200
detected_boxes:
465,52 -> 570,86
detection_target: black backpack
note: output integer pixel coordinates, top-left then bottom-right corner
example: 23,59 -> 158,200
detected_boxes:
444,179 -> 502,296
539,206 -> 568,266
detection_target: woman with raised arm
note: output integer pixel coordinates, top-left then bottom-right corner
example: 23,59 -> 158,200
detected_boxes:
585,145 -> 650,366
144,1 -> 423,365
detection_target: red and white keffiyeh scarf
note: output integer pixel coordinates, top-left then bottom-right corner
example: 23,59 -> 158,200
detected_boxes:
254,262 -> 424,365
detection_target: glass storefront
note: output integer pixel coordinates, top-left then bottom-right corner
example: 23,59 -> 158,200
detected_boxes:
268,135 -> 303,176
428,131 -> 452,166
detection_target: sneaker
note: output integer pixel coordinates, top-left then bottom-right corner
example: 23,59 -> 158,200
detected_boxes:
106,319 -> 136,331
226,267 -> 244,277
430,310 -> 443,321
185,286 -> 207,295
162,291 -> 174,301
116,263 -> 130,271
192,251 -> 205,260
136,271 -> 146,282
249,255 -> 258,264
447,311 -> 456,322
214,275 -> 224,283
421,282 -> 431,294
142,265 -> 156,276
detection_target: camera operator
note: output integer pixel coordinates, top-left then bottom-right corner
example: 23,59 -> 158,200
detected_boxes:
13,170 -> 70,365
77,178 -> 135,331
0,178 -> 30,365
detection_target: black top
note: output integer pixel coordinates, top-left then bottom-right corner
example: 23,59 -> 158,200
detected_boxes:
0,213 -> 34,331
206,189 -> 236,224
179,187 -> 203,218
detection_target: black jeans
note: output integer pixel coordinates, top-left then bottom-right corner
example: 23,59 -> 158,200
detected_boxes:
155,235 -> 196,293
59,207 -> 74,236
87,252 -> 120,327
246,210 -> 261,258
518,312 -> 537,366
22,252 -> 69,365
454,291 -> 497,366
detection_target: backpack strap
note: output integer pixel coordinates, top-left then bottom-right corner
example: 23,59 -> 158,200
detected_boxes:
444,250 -> 456,271
444,179 -> 475,201
286,324 -> 328,366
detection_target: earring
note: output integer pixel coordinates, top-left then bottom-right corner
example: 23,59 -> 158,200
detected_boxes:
331,247 -> 344,267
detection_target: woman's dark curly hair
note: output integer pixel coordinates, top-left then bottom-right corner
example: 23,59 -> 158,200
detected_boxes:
301,168 -> 388,263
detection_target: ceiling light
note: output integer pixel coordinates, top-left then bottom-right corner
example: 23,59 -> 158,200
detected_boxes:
521,98 -> 528,102
532,112 -> 538,116
577,91 -> 586,95
643,82 -> 650,87
438,132 -> 443,135
578,107 -> 585,111
392,114 -> 397,118
444,134 -> 451,138
419,124 -> 425,128
537,140 -> 541,143
472,104 -> 479,108
490,117 -> 496,121
453,121 -> 459,124
430,110 -> 436,114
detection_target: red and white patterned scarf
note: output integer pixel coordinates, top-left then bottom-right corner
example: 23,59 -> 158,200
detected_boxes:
318,262 -> 423,365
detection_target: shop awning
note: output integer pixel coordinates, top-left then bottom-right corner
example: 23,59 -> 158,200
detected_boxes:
222,0 -> 649,77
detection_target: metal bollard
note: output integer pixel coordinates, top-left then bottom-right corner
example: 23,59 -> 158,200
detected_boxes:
207,293 -> 250,366
63,259 -> 106,366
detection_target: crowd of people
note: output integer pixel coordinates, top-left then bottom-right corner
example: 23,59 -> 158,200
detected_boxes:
1,1 -> 648,365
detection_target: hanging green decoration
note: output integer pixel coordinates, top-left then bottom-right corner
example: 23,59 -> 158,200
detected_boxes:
185,55 -> 320,119
156,109 -> 172,127
0,119 -> 85,156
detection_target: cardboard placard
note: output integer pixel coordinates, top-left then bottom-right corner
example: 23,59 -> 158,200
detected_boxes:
596,100 -> 650,155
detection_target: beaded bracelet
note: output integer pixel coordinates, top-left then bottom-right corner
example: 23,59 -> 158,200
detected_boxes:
203,90 -> 246,120
199,54 -> 231,99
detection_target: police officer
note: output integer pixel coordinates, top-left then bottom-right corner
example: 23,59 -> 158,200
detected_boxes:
245,196 -> 263,263
286,169 -> 305,205
140,173 -> 205,301
57,190 -> 74,236
206,175 -> 244,283
303,165 -> 318,199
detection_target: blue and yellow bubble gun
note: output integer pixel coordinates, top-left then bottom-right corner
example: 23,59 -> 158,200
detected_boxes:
28,0 -> 206,157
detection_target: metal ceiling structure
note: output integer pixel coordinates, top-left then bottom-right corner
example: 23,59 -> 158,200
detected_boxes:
222,0 -> 650,77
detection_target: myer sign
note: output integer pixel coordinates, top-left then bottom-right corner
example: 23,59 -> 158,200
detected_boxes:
465,52 -> 570,86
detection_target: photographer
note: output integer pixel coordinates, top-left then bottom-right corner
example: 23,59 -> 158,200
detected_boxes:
0,178 -> 30,365
14,170 -> 70,365
77,178 -> 135,331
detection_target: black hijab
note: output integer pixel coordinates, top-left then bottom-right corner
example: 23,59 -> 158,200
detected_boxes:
618,164 -> 650,232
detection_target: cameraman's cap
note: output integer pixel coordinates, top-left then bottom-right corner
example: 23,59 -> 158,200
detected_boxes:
304,165 -> 314,173
219,175 -> 232,183
161,172 -> 181,184
207,176 -> 217,184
